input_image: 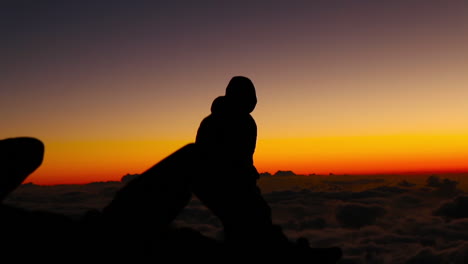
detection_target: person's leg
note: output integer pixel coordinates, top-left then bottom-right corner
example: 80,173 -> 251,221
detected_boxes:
101,144 -> 196,234
192,177 -> 287,247
0,137 -> 44,201
224,184 -> 289,246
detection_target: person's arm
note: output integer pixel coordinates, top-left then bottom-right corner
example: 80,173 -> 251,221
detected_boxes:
230,115 -> 259,178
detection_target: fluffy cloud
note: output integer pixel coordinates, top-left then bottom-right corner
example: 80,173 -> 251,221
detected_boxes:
335,203 -> 386,228
405,242 -> 468,264
425,176 -> 462,197
323,178 -> 386,186
434,196 -> 468,219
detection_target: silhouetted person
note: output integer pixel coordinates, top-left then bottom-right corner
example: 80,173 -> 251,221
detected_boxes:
101,76 -> 282,252
192,77 -> 341,262
0,137 -> 44,201
103,76 -> 341,261
193,76 -> 287,249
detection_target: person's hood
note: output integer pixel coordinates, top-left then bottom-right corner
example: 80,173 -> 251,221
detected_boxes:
224,76 -> 257,114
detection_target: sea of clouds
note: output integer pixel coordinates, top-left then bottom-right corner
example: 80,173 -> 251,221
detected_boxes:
4,173 -> 468,264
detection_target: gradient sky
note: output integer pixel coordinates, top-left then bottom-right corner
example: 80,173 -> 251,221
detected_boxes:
2,1 -> 468,184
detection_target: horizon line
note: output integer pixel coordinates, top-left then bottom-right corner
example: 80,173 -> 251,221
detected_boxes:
22,170 -> 468,186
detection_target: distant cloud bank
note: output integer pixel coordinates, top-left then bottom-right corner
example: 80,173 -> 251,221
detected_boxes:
4,173 -> 468,263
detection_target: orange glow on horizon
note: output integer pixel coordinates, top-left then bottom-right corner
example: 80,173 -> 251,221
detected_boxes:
255,133 -> 468,176
23,133 -> 468,185
26,139 -> 193,185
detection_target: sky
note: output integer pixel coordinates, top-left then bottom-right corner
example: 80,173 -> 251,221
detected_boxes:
2,1 -> 468,184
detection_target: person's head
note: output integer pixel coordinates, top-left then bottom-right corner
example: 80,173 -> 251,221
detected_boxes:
210,96 -> 226,114
225,76 -> 257,114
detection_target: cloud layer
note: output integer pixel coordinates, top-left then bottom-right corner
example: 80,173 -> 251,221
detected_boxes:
4,174 -> 468,263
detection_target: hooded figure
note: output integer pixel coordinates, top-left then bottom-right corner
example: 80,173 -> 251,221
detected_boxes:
193,76 -> 287,248
196,76 -> 259,183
